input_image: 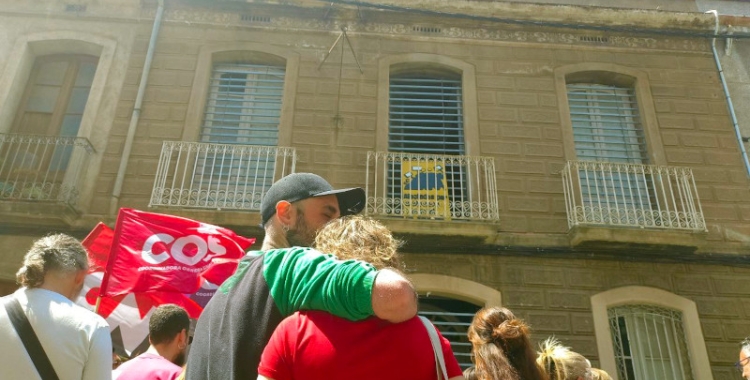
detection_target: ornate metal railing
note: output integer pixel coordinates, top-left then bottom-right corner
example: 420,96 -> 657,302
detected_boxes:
0,133 -> 95,208
150,141 -> 296,210
365,151 -> 499,221
561,161 -> 706,231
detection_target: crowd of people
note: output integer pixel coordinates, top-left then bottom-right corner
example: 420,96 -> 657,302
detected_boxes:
1,172 -> 749,380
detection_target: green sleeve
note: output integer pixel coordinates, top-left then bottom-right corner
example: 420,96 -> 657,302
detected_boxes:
263,247 -> 378,320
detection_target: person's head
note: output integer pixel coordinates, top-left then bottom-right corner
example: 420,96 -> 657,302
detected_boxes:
468,307 -> 547,380
149,304 -> 191,366
464,367 -> 478,380
537,337 -> 591,380
737,337 -> 750,379
260,173 -> 366,248
16,233 -> 89,300
313,215 -> 402,269
589,368 -> 611,380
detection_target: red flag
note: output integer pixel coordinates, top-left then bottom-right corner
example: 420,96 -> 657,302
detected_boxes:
82,222 -> 114,273
101,208 -> 255,297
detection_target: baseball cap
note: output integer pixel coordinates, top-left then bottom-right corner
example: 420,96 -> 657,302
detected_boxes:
260,173 -> 366,226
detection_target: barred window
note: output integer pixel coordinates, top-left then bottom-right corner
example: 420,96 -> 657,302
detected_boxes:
387,70 -> 468,219
608,305 -> 693,380
567,82 -> 657,225
418,295 -> 479,370
195,63 -> 286,205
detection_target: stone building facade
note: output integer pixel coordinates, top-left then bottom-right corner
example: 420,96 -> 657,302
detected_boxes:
1,1 -> 750,379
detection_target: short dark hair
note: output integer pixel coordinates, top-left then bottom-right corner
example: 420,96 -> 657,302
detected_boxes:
149,304 -> 190,345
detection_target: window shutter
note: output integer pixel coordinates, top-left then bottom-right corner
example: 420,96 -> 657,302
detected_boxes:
567,84 -> 647,164
201,63 -> 285,146
389,74 -> 464,154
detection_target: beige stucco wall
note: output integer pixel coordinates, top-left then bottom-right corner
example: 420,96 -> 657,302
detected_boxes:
0,0 -> 749,249
405,252 -> 750,380
1,2 -> 750,378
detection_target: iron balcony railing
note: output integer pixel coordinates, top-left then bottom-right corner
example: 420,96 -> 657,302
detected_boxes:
366,151 -> 499,221
150,141 -> 296,210
561,161 -> 706,231
0,133 -> 95,208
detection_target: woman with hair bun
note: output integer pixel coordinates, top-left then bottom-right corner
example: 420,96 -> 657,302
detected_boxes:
536,337 -> 591,380
467,307 -> 548,380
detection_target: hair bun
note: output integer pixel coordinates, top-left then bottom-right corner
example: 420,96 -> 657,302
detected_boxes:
493,319 -> 529,351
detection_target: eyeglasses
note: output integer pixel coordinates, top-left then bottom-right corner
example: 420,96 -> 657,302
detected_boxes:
735,356 -> 750,372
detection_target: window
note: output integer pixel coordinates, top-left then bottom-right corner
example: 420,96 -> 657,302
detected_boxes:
608,305 -> 693,380
410,274 -> 503,371
196,63 -> 285,205
12,54 -> 97,169
201,63 -> 284,146
567,82 -> 657,225
388,70 -> 467,219
590,286 -> 713,380
1,54 -> 98,204
419,295 -> 480,370
567,83 -> 647,164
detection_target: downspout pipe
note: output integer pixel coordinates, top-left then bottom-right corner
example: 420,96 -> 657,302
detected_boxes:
109,0 -> 165,216
706,10 -> 750,178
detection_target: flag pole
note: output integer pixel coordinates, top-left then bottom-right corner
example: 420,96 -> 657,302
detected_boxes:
94,295 -> 103,315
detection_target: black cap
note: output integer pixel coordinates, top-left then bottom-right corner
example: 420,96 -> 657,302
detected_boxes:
260,173 -> 366,226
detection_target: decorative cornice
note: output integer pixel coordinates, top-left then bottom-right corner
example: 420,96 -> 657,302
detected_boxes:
163,8 -> 710,52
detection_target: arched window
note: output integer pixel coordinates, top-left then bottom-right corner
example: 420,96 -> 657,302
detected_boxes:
419,295 -> 479,370
156,46 -> 298,211
556,65 -> 702,231
387,68 -> 467,219
0,33 -> 117,210
591,286 -> 713,380
608,304 -> 692,379
198,56 -> 287,205
411,274 -> 502,370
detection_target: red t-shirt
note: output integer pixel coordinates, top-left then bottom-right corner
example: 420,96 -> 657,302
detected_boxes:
259,311 -> 463,380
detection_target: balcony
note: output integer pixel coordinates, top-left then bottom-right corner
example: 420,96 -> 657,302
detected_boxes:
365,151 -> 499,222
150,141 -> 296,211
0,133 -> 95,210
561,161 -> 706,232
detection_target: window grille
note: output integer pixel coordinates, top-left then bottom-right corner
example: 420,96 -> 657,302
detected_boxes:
567,83 -> 654,220
418,295 -> 479,370
199,63 -> 285,193
608,305 -> 694,380
388,72 -> 467,219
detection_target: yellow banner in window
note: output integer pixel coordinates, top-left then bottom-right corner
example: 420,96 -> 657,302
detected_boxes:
401,158 -> 450,220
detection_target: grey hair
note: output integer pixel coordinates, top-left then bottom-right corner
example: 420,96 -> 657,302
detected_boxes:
16,234 -> 88,288
740,337 -> 750,356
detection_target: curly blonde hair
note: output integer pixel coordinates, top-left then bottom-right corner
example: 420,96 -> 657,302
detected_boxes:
314,215 -> 402,269
536,337 -> 590,380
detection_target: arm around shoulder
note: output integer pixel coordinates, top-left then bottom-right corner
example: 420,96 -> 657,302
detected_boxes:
371,268 -> 417,323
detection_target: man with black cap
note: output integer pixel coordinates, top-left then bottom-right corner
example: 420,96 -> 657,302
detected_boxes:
186,173 -> 418,380
258,172 -> 367,249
